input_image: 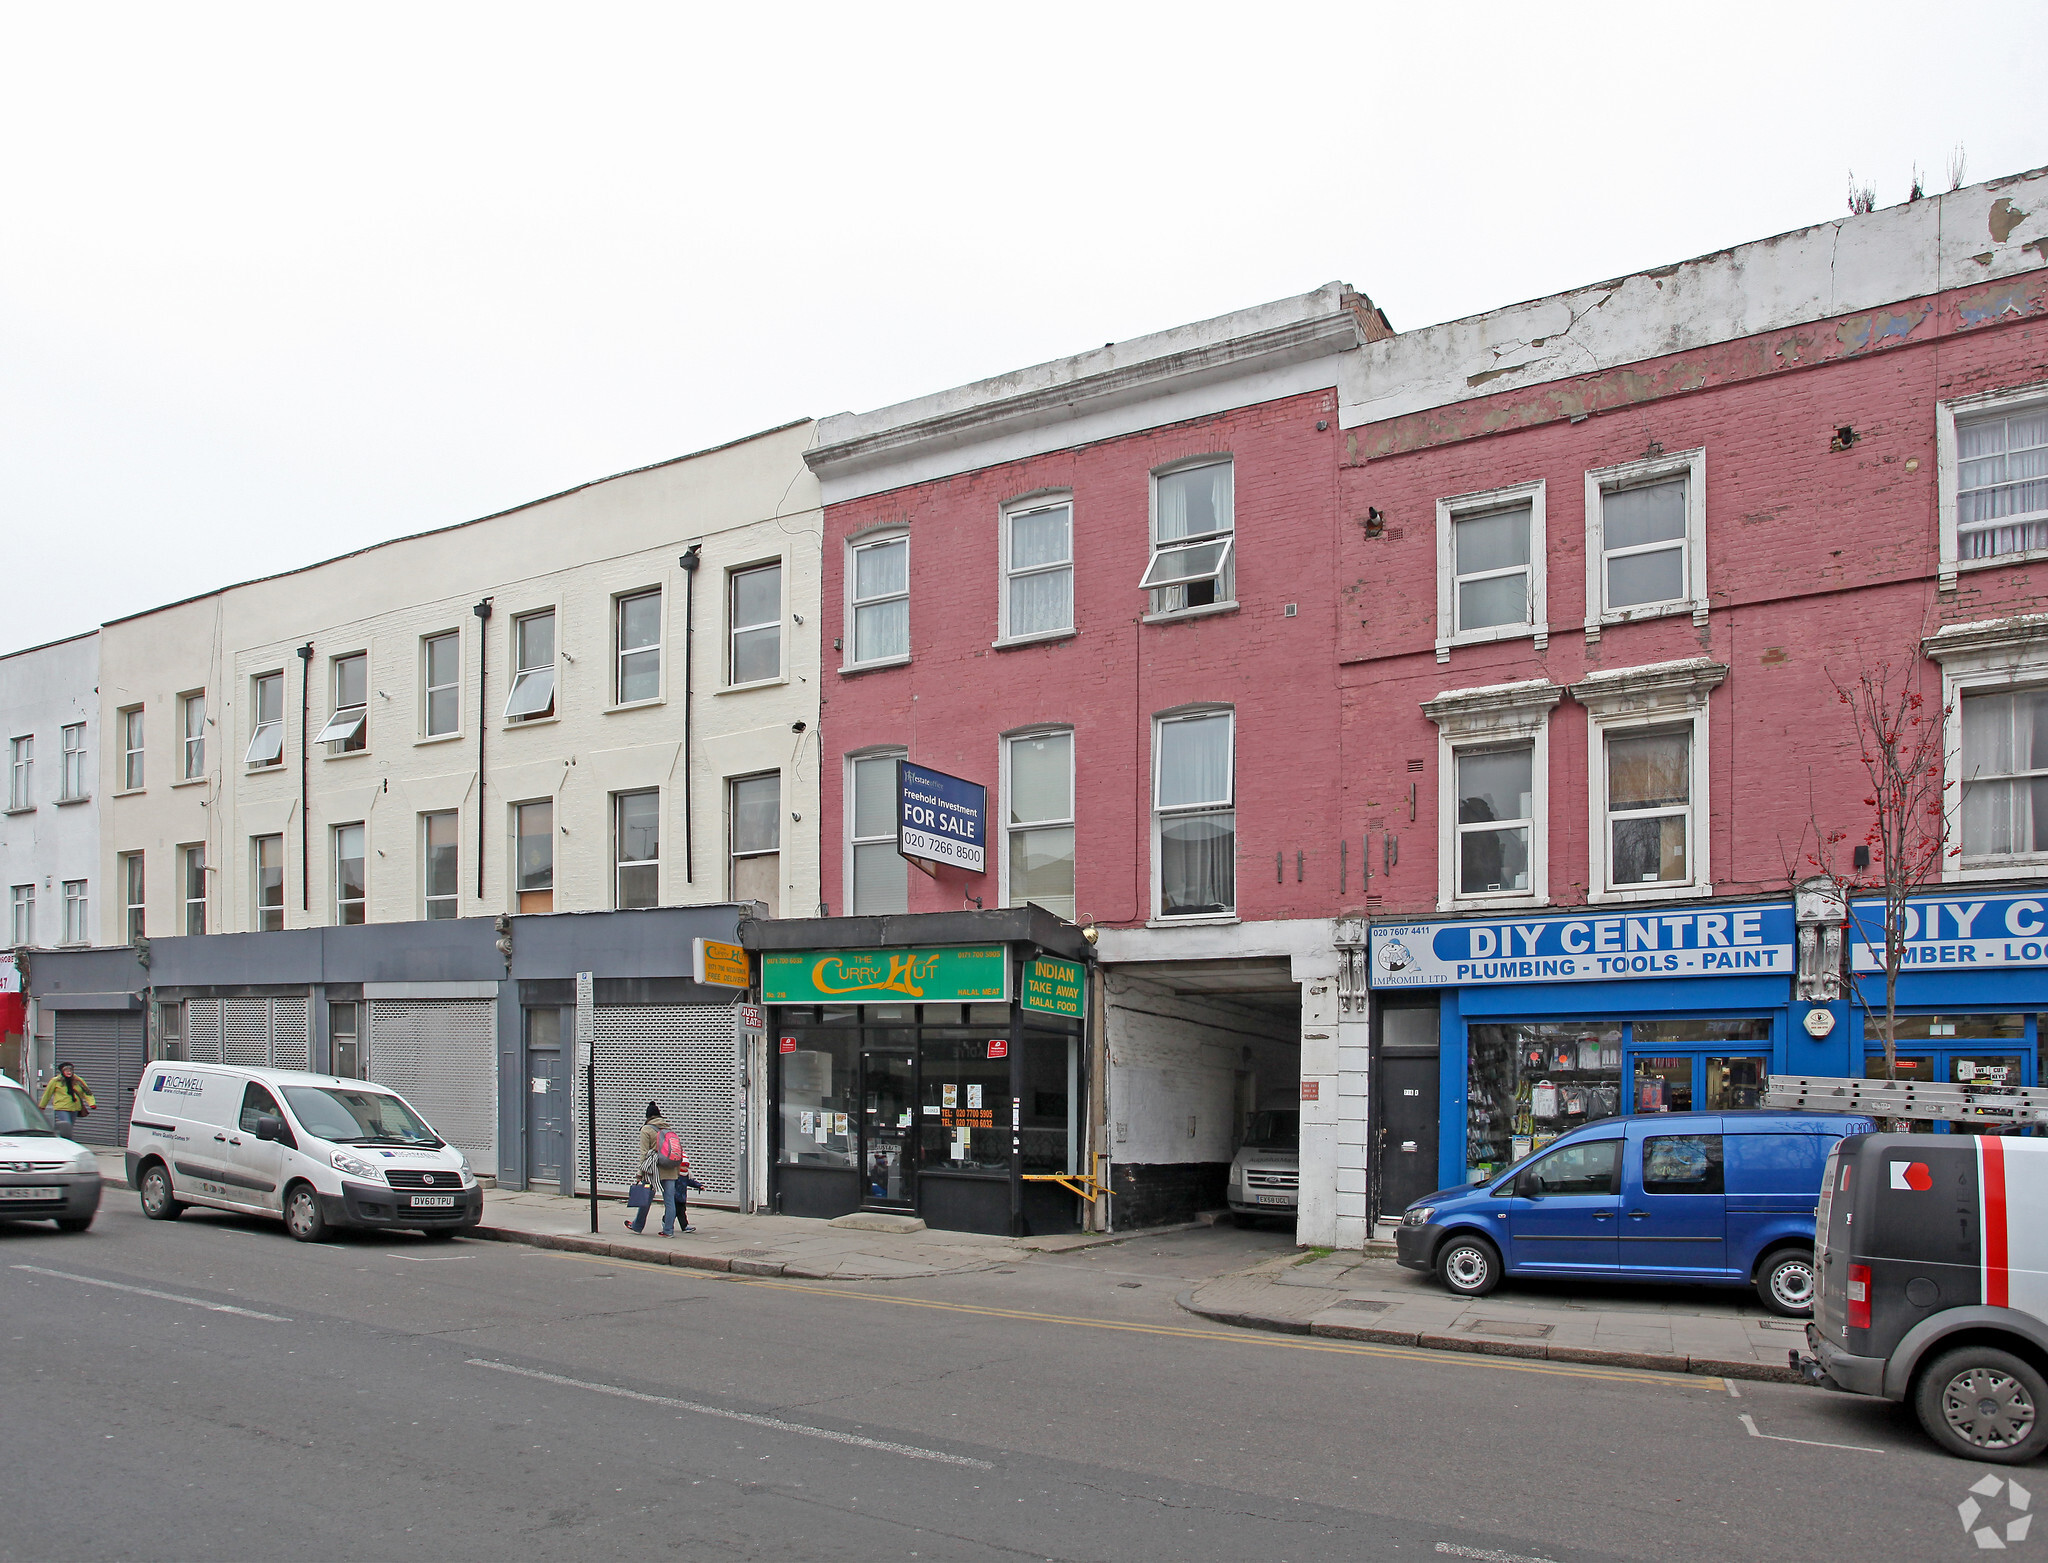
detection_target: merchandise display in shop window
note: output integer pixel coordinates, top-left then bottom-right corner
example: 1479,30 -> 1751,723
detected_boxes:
1466,1022 -> 1624,1182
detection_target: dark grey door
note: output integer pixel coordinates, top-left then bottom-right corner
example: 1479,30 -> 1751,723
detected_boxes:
1379,1052 -> 1441,1216
527,1049 -> 565,1186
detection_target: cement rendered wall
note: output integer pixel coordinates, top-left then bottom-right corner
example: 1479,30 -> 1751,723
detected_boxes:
0,632 -> 99,949
97,422 -> 822,941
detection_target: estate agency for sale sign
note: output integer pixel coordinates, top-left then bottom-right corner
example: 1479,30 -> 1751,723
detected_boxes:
898,759 -> 987,873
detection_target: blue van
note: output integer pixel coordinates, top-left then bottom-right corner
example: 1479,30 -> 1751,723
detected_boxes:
1393,1109 -> 1877,1315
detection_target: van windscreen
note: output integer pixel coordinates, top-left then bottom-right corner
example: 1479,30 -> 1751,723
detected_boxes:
1243,1111 -> 1300,1150
282,1085 -> 442,1148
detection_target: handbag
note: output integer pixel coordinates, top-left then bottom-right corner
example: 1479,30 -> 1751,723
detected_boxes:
626,1183 -> 653,1210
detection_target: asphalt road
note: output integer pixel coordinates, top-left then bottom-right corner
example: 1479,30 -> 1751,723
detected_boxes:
0,1198 -> 2004,1563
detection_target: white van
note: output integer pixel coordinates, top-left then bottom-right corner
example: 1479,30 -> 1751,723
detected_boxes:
126,1062 -> 482,1242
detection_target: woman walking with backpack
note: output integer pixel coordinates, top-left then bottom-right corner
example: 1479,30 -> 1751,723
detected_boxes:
627,1102 -> 687,1237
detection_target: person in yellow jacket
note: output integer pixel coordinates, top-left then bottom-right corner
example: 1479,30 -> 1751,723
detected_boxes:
39,1062 -> 95,1140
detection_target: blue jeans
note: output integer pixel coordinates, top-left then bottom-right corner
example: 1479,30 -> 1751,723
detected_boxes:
628,1178 -> 677,1235
53,1110 -> 79,1140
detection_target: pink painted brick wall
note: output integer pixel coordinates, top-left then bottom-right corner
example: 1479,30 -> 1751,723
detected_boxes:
820,389 -> 1354,926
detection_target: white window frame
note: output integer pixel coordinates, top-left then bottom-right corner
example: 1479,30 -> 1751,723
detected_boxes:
121,707 -> 145,791
333,822 -> 367,925
62,880 -> 88,945
1582,448 -> 1708,641
1923,615 -> 2048,880
1422,680 -> 1561,911
504,608 -> 558,722
1571,658 -> 1726,903
727,771 -> 782,910
999,727 -> 1076,918
178,693 -> 204,780
253,834 -> 285,931
122,852 -> 145,943
9,883 -> 32,946
315,652 -> 369,751
421,810 -> 460,920
1938,381 -> 2048,590
513,798 -> 554,913
612,789 -> 661,909
727,560 -> 784,687
1435,480 -> 1547,663
7,735 -> 31,811
997,493 -> 1075,645
1143,457 -> 1235,619
845,532 -> 910,670
1150,707 -> 1236,923
61,722 -> 89,799
845,747 -> 908,915
421,631 -> 461,739
612,588 -> 663,708
181,843 -> 206,936
246,672 -> 286,768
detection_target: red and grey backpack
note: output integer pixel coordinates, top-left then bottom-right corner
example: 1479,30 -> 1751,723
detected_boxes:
657,1128 -> 684,1164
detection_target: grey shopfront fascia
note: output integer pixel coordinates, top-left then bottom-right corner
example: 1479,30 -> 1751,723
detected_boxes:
743,907 -> 1094,1238
22,905 -> 755,1192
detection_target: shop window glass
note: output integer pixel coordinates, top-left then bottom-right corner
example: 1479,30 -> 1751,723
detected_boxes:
1517,1138 -> 1620,1197
1864,1052 -> 1936,1131
920,1033 -> 1010,1174
1643,1134 -> 1724,1195
1632,1017 -> 1771,1043
1885,1013 -> 2025,1041
1633,1056 -> 1694,1113
778,1029 -> 857,1170
1465,1021 -> 1623,1183
1704,1056 -> 1767,1110
1019,1028 -> 1077,1173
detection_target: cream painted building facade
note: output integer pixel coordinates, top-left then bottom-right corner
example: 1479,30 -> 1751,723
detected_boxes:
99,421 -> 822,940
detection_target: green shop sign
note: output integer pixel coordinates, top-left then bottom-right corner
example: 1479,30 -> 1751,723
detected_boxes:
763,946 -> 1010,1004
1020,955 -> 1086,1018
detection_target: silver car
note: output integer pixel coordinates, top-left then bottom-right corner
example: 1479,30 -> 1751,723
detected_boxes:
0,1073 -> 103,1232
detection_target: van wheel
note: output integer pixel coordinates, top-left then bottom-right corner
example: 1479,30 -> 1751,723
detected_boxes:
1914,1347 -> 2048,1463
138,1162 -> 184,1221
55,1216 -> 94,1233
1437,1234 -> 1501,1298
1756,1249 -> 1816,1316
283,1183 -> 329,1244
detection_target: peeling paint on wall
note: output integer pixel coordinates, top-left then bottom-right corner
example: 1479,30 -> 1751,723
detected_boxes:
1990,198 -> 2031,243
1955,282 -> 2042,329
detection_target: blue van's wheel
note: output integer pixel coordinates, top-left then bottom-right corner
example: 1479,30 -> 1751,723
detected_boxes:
1756,1248 -> 1816,1316
1437,1234 -> 1501,1297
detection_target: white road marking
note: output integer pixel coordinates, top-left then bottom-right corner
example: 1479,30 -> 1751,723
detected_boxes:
385,1253 -> 474,1262
466,1358 -> 994,1469
1435,1544 -> 1561,1563
1737,1411 -> 1884,1453
10,1265 -> 291,1322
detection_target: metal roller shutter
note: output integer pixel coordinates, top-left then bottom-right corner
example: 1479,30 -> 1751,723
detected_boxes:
365,1000 -> 498,1165
181,997 -> 308,1071
186,999 -> 222,1063
49,1011 -> 145,1146
572,1005 -> 739,1200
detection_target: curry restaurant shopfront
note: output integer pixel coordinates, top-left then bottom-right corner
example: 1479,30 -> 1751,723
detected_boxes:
743,909 -> 1093,1236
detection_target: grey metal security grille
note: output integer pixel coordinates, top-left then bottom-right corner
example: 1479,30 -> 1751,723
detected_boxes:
573,1005 -> 739,1200
181,997 -> 307,1070
270,997 -> 310,1072
222,999 -> 271,1068
365,999 -> 498,1165
186,999 -> 222,1064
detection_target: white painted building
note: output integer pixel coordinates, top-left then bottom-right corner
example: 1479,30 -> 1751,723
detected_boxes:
97,420 -> 823,940
1,631 -> 101,954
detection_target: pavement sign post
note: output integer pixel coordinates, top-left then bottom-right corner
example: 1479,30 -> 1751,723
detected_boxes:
577,971 -> 595,1234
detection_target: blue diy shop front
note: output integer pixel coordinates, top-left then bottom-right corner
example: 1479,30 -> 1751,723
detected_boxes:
1369,897 -> 1853,1192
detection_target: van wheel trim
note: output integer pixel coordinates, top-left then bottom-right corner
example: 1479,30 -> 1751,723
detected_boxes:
1915,1347 -> 2048,1463
283,1183 -> 328,1243
1438,1236 -> 1500,1297
1940,1366 -> 2037,1450
138,1163 -> 184,1221
1759,1251 -> 1816,1315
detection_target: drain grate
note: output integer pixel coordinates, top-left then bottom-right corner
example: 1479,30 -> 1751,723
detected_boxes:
1329,1298 -> 1390,1313
1466,1318 -> 1553,1339
730,1248 -> 775,1258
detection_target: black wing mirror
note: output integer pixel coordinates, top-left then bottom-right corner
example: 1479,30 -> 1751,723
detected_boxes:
1513,1169 -> 1541,1200
254,1115 -> 288,1143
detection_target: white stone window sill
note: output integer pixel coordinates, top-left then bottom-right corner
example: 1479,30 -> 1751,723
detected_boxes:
992,628 -> 1077,651
2,805 -> 33,816
1585,600 -> 1707,638
1142,601 -> 1239,627
112,787 -> 145,798
321,749 -> 372,762
245,763 -> 286,775
1948,856 -> 2048,880
1587,880 -> 1714,906
1436,623 -> 1550,664
1441,894 -> 1547,914
501,715 -> 562,731
415,732 -> 465,748
605,697 -> 666,715
1146,913 -> 1241,928
170,776 -> 207,789
1955,547 -> 2048,578
717,676 -> 789,696
839,656 -> 910,676
57,793 -> 95,805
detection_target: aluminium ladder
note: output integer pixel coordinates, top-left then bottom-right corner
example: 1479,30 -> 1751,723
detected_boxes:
1764,1073 -> 2048,1129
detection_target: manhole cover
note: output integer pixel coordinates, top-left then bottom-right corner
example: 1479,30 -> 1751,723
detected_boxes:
1467,1318 -> 1553,1339
1329,1298 -> 1389,1313
730,1249 -> 774,1258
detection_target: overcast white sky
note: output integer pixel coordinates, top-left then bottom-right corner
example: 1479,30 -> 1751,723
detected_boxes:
3,2 -> 2042,652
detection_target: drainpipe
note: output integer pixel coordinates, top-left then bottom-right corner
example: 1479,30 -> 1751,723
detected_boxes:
679,547 -> 700,885
473,599 -> 493,900
296,643 -> 313,913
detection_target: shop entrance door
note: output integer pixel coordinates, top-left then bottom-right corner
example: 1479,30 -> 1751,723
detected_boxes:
1379,1053 -> 1440,1215
860,1050 -> 916,1207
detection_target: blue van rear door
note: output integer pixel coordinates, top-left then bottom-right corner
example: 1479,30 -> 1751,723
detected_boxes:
1624,1125 -> 1727,1276
1724,1131 -> 1831,1271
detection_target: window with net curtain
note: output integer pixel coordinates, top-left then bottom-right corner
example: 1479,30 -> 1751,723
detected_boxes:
1155,711 -> 1233,916
1457,745 -> 1532,895
1606,729 -> 1690,886
851,536 -> 909,663
1146,462 -> 1233,612
422,811 -> 459,919
613,790 -> 659,909
729,772 -> 781,916
1005,500 -> 1072,639
849,753 -> 907,914
334,823 -> 367,924
1007,731 -> 1074,919
1962,688 -> 2048,858
1959,406 -> 2048,561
